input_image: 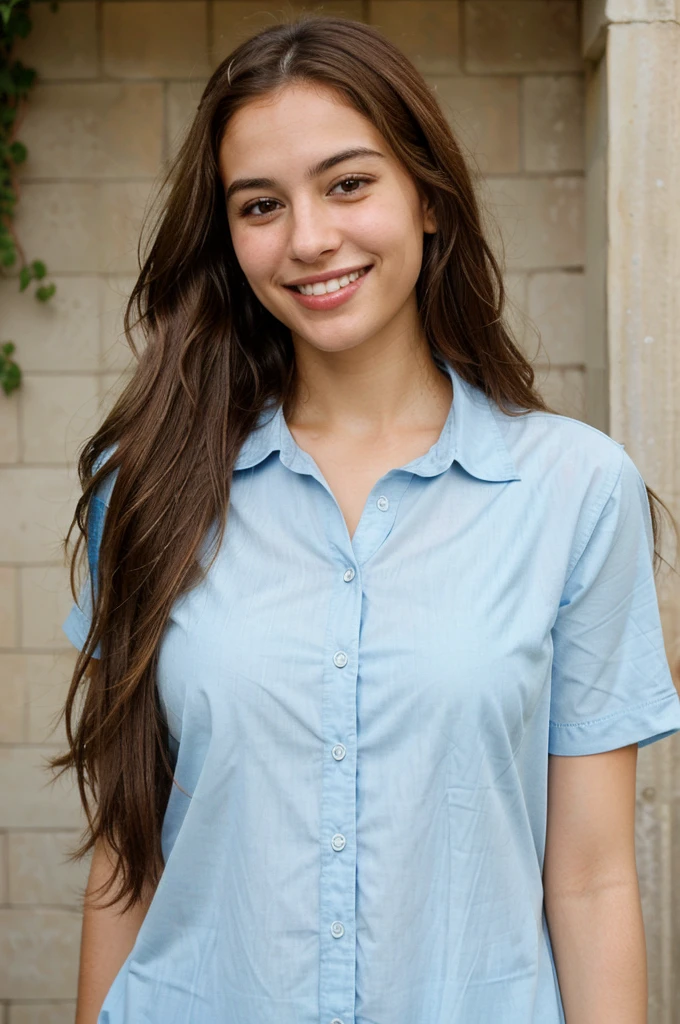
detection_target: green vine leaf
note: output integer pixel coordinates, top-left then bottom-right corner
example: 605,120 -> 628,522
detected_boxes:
9,138 -> 26,163
1,0 -> 59,395
0,340 -> 21,396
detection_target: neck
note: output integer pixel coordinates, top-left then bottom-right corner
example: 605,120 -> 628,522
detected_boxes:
285,339 -> 452,439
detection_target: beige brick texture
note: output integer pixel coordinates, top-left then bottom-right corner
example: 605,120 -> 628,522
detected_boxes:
20,83 -> 163,180
0,470 -> 78,565
25,652 -> 77,746
22,565 -> 84,651
14,182 -> 156,275
212,1 -> 290,63
534,366 -> 586,419
166,79 -> 209,161
212,1 -> 364,64
0,654 -> 25,743
0,567 -> 18,647
13,2 -> 97,80
98,181 -> 159,275
527,271 -> 585,364
429,76 -> 520,174
9,832 -> 89,907
0,749 -> 82,829
99,276 -> 139,373
523,75 -> 584,172
606,0 -> 680,20
0,391 -> 19,462
0,278 -> 101,374
14,183 -> 101,274
20,375 -> 100,465
3,651 -> 84,761
100,369 -> 135,417
9,1006 -> 78,1024
464,0 -> 581,73
483,176 -> 584,270
103,1 -> 211,79
503,272 -> 529,351
370,1 -> 460,74
0,831 -> 7,904
0,908 -> 81,999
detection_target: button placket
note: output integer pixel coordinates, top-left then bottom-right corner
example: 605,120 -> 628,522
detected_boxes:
318,475 -> 412,1023
319,529 -> 360,1023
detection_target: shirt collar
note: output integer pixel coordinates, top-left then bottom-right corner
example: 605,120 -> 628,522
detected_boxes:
234,357 -> 521,483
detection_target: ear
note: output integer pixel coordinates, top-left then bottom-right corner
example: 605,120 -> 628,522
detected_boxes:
420,193 -> 437,235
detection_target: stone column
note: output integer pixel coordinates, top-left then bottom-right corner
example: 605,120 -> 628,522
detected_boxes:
583,2 -> 680,1020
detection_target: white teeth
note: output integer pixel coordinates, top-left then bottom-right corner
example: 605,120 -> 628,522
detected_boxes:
294,267 -> 368,296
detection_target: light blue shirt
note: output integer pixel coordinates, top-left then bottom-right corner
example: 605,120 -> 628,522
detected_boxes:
63,357 -> 680,1024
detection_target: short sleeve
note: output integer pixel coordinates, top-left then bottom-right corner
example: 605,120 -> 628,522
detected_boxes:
62,445 -> 119,658
549,447 -> 680,756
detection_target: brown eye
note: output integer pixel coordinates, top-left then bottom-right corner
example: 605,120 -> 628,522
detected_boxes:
240,198 -> 280,218
331,176 -> 373,195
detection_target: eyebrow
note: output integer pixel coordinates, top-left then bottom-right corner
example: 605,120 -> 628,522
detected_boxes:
224,147 -> 386,204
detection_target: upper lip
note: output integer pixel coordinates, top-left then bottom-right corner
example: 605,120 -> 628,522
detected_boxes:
284,264 -> 372,287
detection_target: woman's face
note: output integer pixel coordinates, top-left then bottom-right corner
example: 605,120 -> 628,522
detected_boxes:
218,81 -> 437,358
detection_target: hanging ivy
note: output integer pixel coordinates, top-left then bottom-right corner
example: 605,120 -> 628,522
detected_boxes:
1,0 -> 57,396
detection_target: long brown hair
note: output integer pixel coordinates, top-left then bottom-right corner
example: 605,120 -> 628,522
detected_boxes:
48,13 -> 678,914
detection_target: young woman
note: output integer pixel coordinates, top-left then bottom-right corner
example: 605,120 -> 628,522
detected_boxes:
53,15 -> 680,1024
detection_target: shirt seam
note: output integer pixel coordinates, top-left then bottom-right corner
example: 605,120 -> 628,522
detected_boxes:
549,691 -> 678,730
562,444 -> 626,588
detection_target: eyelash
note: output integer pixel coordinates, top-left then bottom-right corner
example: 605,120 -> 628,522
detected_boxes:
238,175 -> 374,219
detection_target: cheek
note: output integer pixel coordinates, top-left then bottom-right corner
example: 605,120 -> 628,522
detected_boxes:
353,198 -> 424,268
230,225 -> 282,284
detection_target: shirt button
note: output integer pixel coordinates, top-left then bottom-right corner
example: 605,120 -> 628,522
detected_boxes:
343,567 -> 355,582
331,833 -> 346,851
332,743 -> 346,760
333,650 -> 348,668
330,1019 -> 344,1024
330,921 -> 345,938
376,495 -> 389,511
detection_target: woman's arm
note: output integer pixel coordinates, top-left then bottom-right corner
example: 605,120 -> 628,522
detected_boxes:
75,835 -> 156,1024
543,743 -> 647,1024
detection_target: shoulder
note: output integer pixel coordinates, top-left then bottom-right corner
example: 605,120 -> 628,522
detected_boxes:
493,406 -> 640,539
497,406 -> 627,495
494,405 -> 654,573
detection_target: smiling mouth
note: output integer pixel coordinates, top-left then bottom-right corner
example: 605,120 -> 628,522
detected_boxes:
285,266 -> 372,296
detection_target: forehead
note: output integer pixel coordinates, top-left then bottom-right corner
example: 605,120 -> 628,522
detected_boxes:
218,82 -> 385,173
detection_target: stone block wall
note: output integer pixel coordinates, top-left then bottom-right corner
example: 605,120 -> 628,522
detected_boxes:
0,2 -> 585,1018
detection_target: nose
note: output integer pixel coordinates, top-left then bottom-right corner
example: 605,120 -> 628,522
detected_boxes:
288,195 -> 342,264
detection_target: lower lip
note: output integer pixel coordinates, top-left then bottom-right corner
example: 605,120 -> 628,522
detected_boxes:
285,266 -> 373,310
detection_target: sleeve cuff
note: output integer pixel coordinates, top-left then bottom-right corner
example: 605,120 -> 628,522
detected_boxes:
61,603 -> 101,659
548,690 -> 680,756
